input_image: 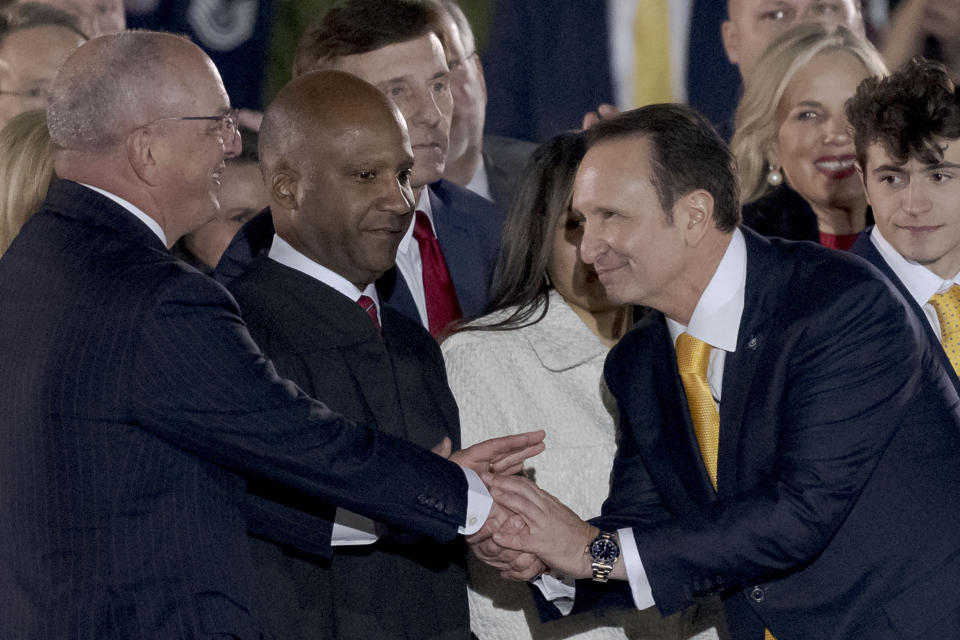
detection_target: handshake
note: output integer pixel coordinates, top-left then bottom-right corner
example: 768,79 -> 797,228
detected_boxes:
437,429 -> 606,583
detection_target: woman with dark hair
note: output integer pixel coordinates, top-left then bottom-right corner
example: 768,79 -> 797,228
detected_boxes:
441,132 -> 720,640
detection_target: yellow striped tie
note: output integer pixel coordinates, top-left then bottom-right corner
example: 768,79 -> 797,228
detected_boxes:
675,333 -> 719,490
929,285 -> 960,375
633,0 -> 673,107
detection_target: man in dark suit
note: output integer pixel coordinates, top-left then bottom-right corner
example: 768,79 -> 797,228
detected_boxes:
227,70 -> 470,639
0,32 -> 541,639
478,104 -> 960,639
292,0 -> 502,336
848,57 -> 960,389
437,0 -> 535,212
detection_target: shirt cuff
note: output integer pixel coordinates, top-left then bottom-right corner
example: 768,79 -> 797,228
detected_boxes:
532,572 -> 576,615
330,508 -> 378,546
619,527 -> 656,610
458,467 -> 492,535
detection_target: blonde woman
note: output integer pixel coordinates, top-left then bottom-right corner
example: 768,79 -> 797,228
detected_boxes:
731,23 -> 887,250
0,109 -> 54,255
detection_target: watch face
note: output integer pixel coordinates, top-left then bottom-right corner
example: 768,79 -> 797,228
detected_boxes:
590,537 -> 619,563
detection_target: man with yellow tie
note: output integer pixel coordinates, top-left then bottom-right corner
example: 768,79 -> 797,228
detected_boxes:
473,103 -> 960,639
849,57 -> 960,389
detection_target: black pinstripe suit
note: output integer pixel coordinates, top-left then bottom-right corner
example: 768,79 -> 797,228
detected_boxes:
0,180 -> 468,639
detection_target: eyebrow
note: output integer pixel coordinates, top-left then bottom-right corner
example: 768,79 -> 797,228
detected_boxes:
871,164 -> 905,174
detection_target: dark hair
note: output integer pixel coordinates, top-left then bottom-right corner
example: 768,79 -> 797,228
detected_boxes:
585,104 -> 741,232
458,131 -> 587,332
292,0 -> 446,78
0,2 -> 87,45
846,57 -> 960,170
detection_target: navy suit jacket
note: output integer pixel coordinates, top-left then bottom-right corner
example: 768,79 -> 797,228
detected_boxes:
850,226 -> 960,392
482,0 -> 739,142
0,180 -> 469,639
228,245 -> 469,640
376,179 -> 503,324
578,230 -> 960,639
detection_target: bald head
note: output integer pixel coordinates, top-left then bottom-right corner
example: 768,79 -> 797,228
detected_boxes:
47,31 -> 224,153
260,70 -> 416,287
260,70 -> 409,180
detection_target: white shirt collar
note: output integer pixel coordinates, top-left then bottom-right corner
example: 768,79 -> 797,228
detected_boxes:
870,226 -> 960,305
666,228 -> 747,352
465,161 -> 492,202
80,183 -> 168,247
268,233 -> 380,320
397,187 -> 437,256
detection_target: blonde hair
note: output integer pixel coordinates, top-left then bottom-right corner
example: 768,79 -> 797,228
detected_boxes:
731,23 -> 887,204
0,109 -> 54,255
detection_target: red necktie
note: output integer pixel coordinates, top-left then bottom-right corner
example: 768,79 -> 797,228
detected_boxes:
412,210 -> 462,336
357,294 -> 380,333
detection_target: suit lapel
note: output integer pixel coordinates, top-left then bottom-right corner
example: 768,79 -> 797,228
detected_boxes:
429,184 -> 485,314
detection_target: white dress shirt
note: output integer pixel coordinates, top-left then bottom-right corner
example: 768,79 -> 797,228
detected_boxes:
269,233 -> 492,541
393,188 -> 438,329
465,161 -> 493,202
870,227 -> 960,341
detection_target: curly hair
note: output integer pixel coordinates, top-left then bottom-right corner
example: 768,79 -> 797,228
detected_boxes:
846,57 -> 960,171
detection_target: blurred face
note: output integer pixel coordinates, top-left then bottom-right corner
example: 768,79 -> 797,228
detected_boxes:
862,141 -> 960,279
442,12 -> 486,165
0,26 -> 85,128
723,0 -> 862,76
575,137 -> 686,309
548,208 -> 620,315
291,110 -> 416,287
331,34 -> 453,189
181,162 -> 267,268
38,0 -> 126,38
770,50 -> 869,219
148,50 -> 239,241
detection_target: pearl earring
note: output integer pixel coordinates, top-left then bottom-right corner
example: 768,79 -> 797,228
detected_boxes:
766,166 -> 783,187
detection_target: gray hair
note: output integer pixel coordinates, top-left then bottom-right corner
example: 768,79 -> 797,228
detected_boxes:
47,30 -> 191,152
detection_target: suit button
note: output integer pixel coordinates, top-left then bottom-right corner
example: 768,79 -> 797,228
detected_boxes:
417,494 -> 428,505
434,501 -> 444,511
750,586 -> 765,603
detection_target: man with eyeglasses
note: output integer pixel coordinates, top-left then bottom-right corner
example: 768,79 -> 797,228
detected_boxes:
0,2 -> 86,129
0,30 -> 543,639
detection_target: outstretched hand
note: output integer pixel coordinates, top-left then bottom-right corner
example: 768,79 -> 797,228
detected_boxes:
483,472 -> 597,580
448,430 -> 546,476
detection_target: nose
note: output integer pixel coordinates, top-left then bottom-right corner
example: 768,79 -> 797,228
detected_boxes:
410,86 -> 444,128
579,219 -> 605,266
384,175 -> 415,215
222,128 -> 242,159
823,117 -> 852,146
903,181 -> 932,216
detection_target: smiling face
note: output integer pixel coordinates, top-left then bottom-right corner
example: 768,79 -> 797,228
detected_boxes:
862,140 -> 960,279
770,49 -> 869,220
574,136 -> 688,310
330,33 -> 453,190
288,105 -> 416,288
723,0 -> 861,76
0,25 -> 86,128
547,208 -> 620,315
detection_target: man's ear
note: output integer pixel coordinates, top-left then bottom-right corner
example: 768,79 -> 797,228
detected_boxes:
474,54 -> 487,100
270,163 -> 301,212
856,160 -> 872,207
126,127 -> 159,186
681,189 -> 715,247
721,20 -> 740,65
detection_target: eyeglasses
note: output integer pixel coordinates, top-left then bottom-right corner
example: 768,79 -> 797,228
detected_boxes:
146,108 -> 240,145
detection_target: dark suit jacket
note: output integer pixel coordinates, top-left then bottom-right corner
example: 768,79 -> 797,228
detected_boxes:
573,230 -> 960,639
228,248 -> 469,640
376,179 -> 503,324
850,226 -> 960,392
742,185 -> 874,244
482,133 -> 536,212
482,0 -> 739,142
0,180 -> 469,640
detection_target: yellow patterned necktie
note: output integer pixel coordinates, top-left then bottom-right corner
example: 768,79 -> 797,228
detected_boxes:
676,334 -> 777,639
675,333 -> 719,490
929,285 -> 960,375
633,0 -> 673,107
